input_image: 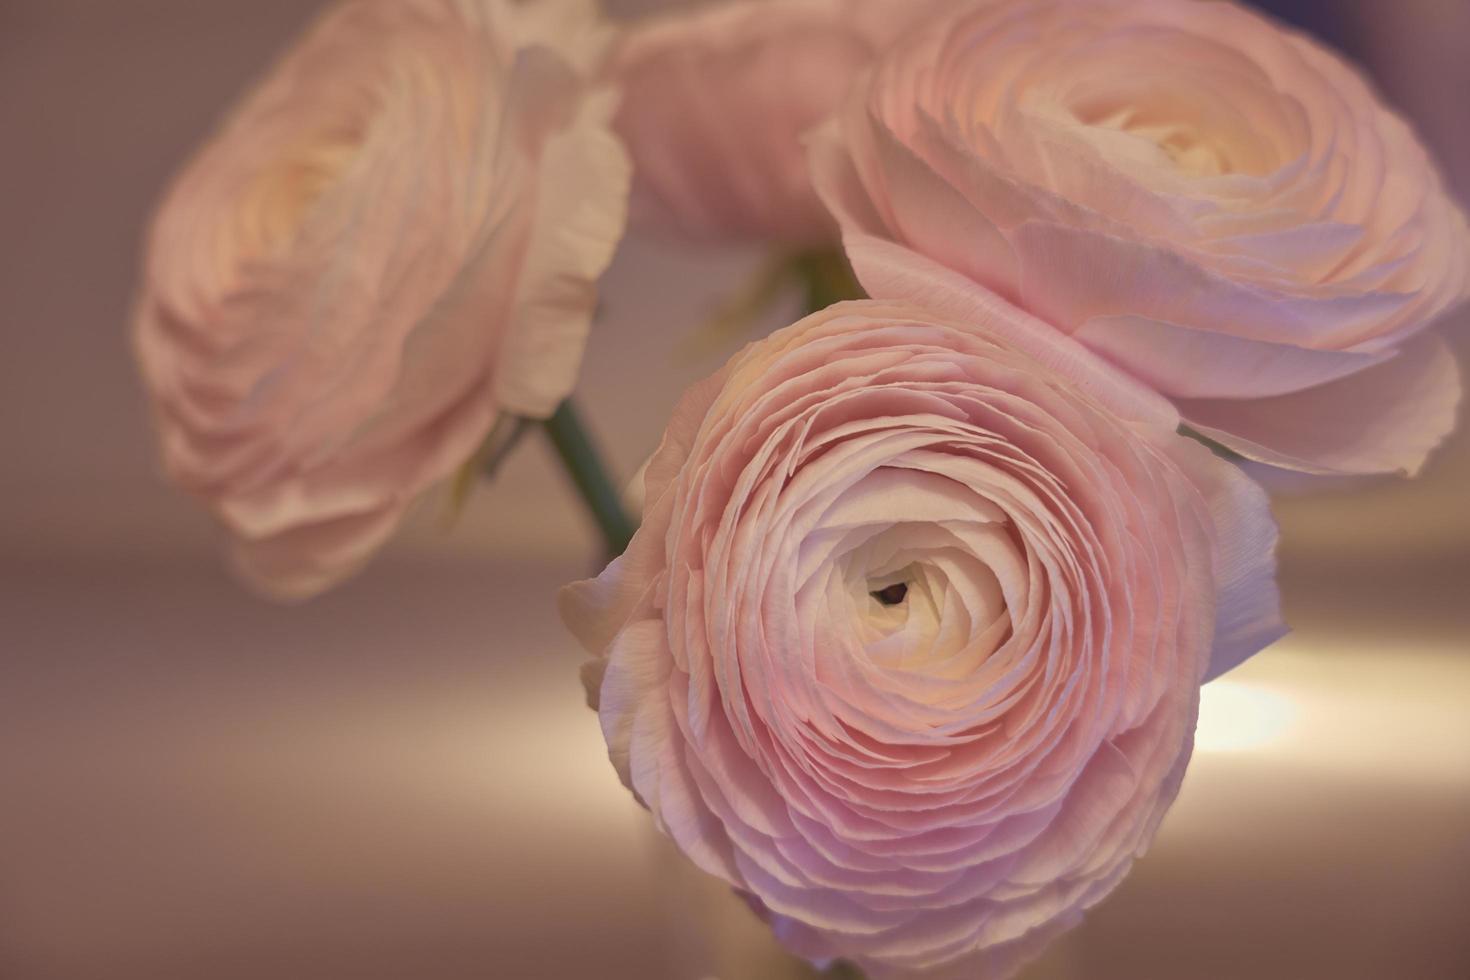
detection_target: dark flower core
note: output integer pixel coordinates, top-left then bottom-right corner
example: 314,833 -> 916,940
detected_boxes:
870,582 -> 909,606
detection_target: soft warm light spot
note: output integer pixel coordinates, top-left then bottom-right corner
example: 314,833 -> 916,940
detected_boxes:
1194,679 -> 1297,754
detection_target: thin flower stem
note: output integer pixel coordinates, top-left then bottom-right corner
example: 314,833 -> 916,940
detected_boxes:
542,399 -> 637,559
459,414 -> 532,509
791,248 -> 864,315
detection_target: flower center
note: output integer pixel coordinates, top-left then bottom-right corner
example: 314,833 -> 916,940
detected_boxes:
852,553 -> 1008,678
244,125 -> 364,256
870,581 -> 909,607
1086,106 -> 1230,177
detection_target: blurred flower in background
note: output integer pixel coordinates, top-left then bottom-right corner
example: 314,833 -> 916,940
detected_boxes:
132,0 -> 629,598
611,0 -> 944,245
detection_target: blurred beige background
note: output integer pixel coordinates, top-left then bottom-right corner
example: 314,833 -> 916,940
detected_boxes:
1,1 -> 1466,979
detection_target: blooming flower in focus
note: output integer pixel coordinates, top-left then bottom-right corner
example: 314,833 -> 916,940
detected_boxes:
563,275 -> 1285,978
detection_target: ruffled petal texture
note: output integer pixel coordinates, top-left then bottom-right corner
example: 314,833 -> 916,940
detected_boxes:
133,0 -> 630,598
562,298 -> 1283,979
811,0 -> 1470,475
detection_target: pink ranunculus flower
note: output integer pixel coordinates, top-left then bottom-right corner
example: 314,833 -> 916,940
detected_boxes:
562,274 -> 1285,978
811,0 -> 1470,476
133,0 -> 630,598
611,0 -> 941,245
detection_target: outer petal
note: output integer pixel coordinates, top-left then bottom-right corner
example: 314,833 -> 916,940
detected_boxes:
131,0 -> 631,598
1011,220 -> 1414,350
494,86 -> 631,418
1073,314 -> 1393,400
842,235 -> 1180,427
560,536 -> 663,658
1179,335 -> 1462,477
229,500 -> 407,601
1157,434 -> 1288,681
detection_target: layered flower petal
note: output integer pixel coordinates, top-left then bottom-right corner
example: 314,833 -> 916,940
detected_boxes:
812,0 -> 1470,475
564,298 -> 1283,978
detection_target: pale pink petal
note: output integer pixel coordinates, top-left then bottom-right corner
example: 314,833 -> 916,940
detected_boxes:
229,501 -> 407,602
559,537 -> 662,657
1012,220 -> 1413,349
1159,436 -> 1288,680
494,86 -> 631,418
1074,314 -> 1393,399
1179,335 -> 1462,476
808,116 -> 890,237
596,618 -> 671,783
843,235 -> 1180,426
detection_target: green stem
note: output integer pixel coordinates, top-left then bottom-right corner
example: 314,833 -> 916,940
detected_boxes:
791,248 -> 864,315
542,399 -> 637,559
